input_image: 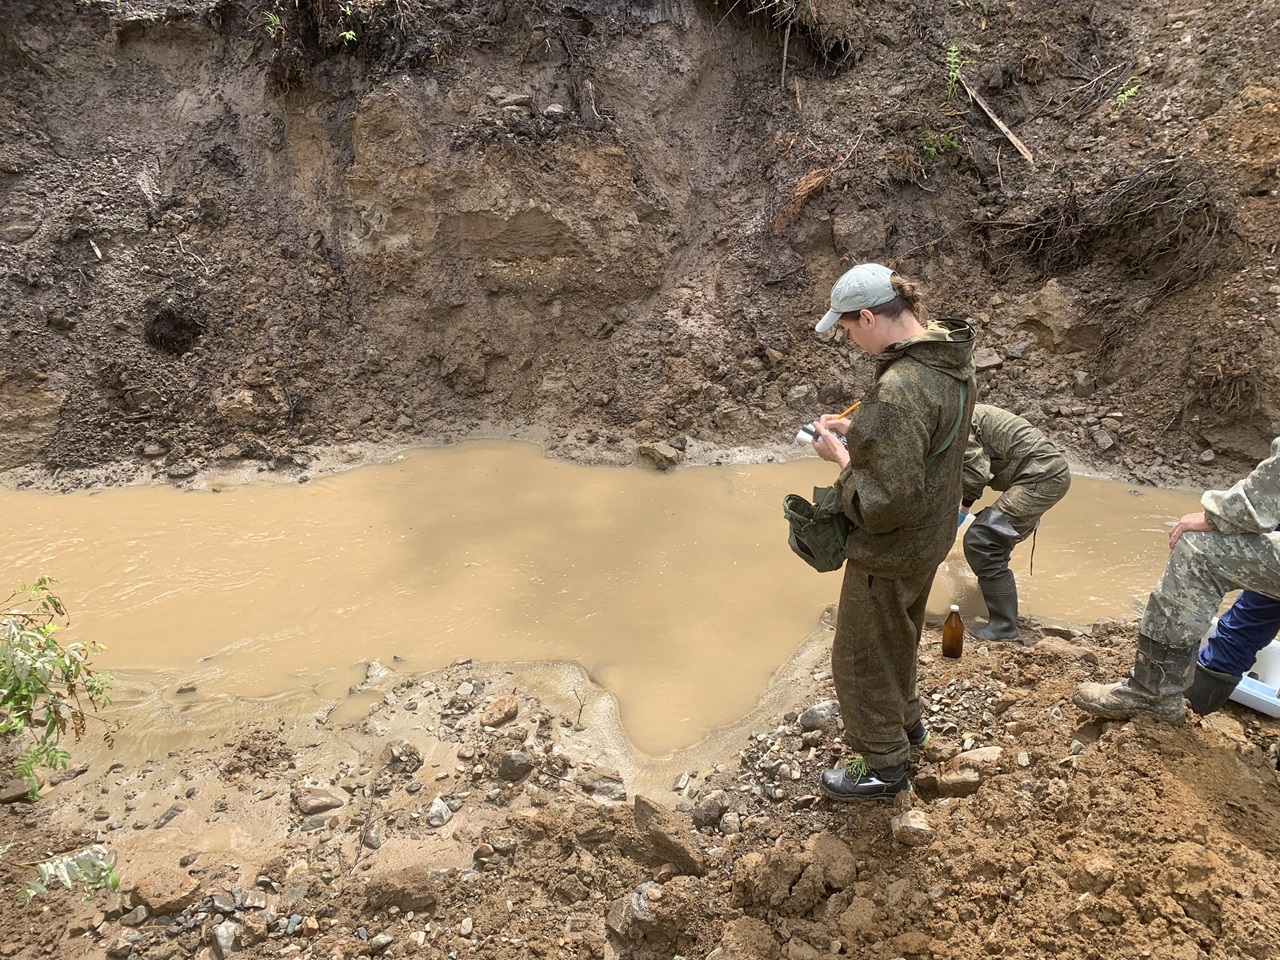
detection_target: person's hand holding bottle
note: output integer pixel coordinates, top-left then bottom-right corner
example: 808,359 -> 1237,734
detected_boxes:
811,419 -> 850,468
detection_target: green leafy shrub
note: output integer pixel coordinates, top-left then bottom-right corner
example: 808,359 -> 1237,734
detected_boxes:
919,129 -> 960,164
945,43 -> 971,101
1112,77 -> 1141,115
3,843 -> 120,904
1,578 -> 115,789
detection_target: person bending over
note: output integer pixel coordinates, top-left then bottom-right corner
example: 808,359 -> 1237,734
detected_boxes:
960,404 -> 1072,641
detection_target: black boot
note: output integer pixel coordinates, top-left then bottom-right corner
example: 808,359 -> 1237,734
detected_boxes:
1185,663 -> 1241,715
1073,634 -> 1196,724
906,719 -> 931,749
819,758 -> 908,801
963,508 -> 1024,642
971,571 -> 1020,642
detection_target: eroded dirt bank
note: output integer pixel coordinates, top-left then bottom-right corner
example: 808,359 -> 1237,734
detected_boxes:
1,0 -> 1278,493
2,618 -> 1279,960
3,0 -> 1280,957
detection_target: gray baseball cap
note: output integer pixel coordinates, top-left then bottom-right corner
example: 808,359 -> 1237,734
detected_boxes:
815,263 -> 897,332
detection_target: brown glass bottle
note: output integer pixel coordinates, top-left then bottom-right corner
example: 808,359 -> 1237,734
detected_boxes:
942,604 -> 964,659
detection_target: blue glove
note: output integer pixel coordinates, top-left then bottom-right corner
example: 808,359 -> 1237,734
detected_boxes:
957,510 -> 967,527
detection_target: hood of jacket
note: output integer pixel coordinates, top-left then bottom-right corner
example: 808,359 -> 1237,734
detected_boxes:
873,318 -> 975,382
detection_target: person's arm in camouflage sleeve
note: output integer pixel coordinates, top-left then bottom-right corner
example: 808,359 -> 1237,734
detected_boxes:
960,428 -> 988,508
1201,437 -> 1280,534
1168,437 -> 1280,547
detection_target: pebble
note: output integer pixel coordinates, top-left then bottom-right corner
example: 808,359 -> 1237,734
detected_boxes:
797,700 -> 840,731
211,919 -> 237,957
426,797 -> 453,828
460,918 -> 474,936
890,809 -> 934,847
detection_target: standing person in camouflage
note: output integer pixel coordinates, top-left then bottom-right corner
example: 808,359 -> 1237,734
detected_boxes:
807,263 -> 975,800
1075,437 -> 1280,723
960,404 -> 1072,641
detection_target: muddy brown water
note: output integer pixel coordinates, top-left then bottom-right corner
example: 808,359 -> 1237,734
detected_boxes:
4,442 -> 1202,757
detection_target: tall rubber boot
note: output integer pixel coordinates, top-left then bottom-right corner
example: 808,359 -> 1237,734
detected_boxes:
1073,634 -> 1195,724
1184,663 -> 1241,715
970,571 -> 1019,642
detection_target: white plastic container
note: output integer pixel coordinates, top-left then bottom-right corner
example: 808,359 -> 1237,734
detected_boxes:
1227,639 -> 1280,718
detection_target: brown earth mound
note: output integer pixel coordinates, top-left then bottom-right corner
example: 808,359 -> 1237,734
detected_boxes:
1,619 -> 1278,959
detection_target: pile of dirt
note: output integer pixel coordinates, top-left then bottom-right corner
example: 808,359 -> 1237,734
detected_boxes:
2,619 -> 1278,959
1,0 -> 1277,494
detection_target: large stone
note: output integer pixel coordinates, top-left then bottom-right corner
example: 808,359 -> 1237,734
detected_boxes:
797,699 -> 840,731
1072,370 -> 1097,398
890,810 -> 935,847
943,746 -> 1004,776
214,389 -> 258,425
636,442 -> 684,471
131,865 -> 201,914
973,348 -> 1004,371
937,767 -> 982,797
1090,427 -> 1116,452
0,779 -> 32,804
426,797 -> 453,827
210,920 -> 238,958
605,882 -> 661,940
1034,637 -> 1099,664
692,789 -> 730,830
497,751 -> 534,782
633,796 -> 706,877
479,695 -> 519,728
1007,279 -> 1100,353
293,787 -> 345,815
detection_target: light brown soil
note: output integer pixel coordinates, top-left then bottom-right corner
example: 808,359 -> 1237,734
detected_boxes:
2,0 -> 1280,957
2,619 -> 1279,960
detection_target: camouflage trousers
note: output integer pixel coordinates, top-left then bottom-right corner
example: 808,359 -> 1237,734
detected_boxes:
831,562 -> 936,769
992,469 -> 1072,539
1141,529 -> 1280,650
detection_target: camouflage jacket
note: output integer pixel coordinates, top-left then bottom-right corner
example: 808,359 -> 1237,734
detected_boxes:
834,319 -> 977,576
962,403 -> 1070,506
1203,437 -> 1280,534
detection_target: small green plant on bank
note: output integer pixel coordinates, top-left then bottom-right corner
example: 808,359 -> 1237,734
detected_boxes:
945,43 -> 971,101
262,10 -> 284,40
337,3 -> 359,46
1112,77 -> 1141,115
4,843 -> 120,905
1,578 -> 115,789
919,129 -> 960,164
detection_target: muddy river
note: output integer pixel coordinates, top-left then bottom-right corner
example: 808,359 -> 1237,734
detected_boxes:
4,442 -> 1203,757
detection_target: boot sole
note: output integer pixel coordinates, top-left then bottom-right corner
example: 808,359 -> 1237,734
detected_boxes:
968,629 -> 1020,642
819,780 -> 908,802
1071,693 -> 1185,725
